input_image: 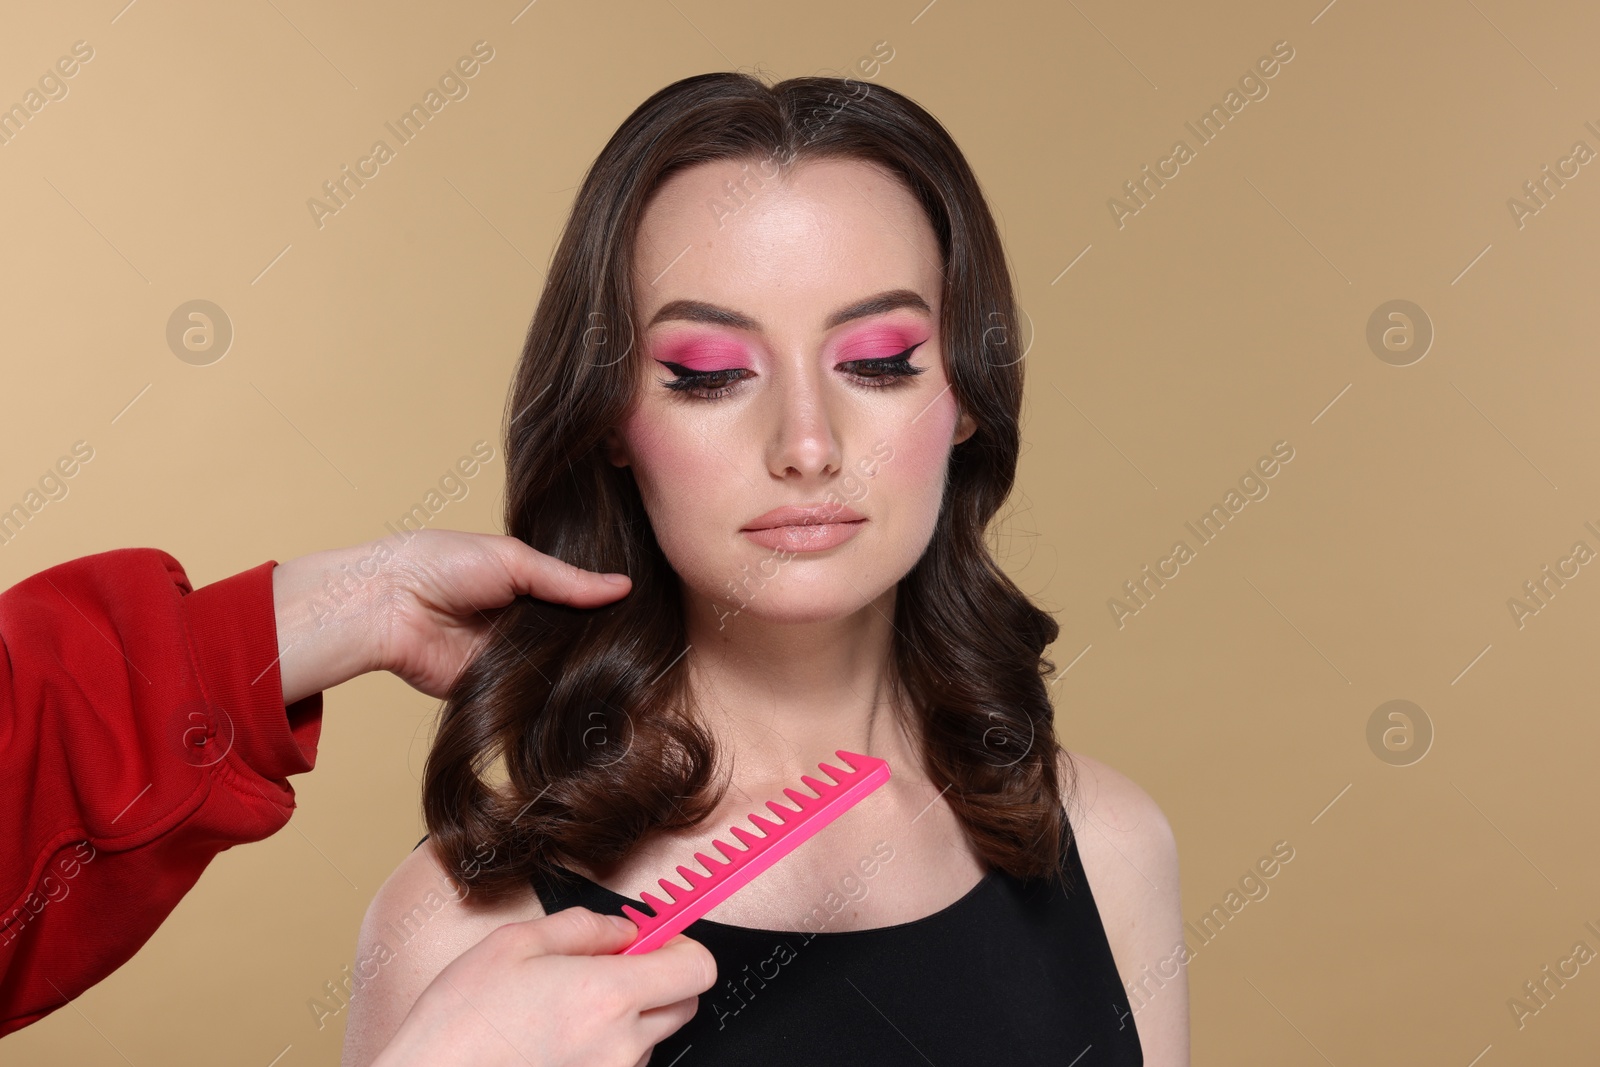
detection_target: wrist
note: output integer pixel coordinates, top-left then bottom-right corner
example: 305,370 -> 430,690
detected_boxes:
273,542 -> 388,704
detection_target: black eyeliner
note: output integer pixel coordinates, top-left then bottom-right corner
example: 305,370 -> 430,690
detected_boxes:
655,338 -> 929,393
850,340 -> 928,373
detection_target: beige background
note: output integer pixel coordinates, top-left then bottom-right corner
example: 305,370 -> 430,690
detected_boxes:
4,0 -> 1598,1063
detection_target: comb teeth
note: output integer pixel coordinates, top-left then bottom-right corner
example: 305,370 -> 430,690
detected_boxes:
675,864 -> 709,889
614,749 -> 891,954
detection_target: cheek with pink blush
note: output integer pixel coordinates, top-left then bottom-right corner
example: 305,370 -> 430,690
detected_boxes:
618,401 -> 693,472
870,377 -> 962,493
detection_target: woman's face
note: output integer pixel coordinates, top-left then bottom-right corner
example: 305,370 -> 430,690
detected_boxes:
605,156 -> 976,627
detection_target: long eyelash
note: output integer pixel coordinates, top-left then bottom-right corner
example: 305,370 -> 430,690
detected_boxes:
846,341 -> 929,385
657,341 -> 929,401
657,363 -> 749,399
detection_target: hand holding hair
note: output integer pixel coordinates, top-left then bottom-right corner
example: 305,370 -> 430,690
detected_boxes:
272,528 -> 631,703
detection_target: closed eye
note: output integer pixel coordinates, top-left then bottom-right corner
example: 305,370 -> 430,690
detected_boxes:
658,341 -> 928,401
841,340 -> 929,384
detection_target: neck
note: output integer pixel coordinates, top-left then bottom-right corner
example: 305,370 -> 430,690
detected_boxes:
678,582 -> 921,787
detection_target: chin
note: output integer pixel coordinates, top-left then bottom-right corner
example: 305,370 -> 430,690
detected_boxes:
742,593 -> 868,624
694,563 -> 908,629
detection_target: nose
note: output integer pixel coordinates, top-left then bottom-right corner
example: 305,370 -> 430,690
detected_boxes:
763,355 -> 843,480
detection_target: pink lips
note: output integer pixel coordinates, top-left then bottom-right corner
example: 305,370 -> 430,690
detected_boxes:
742,503 -> 866,530
741,503 -> 867,553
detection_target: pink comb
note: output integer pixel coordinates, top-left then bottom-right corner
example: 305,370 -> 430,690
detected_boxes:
613,749 -> 891,954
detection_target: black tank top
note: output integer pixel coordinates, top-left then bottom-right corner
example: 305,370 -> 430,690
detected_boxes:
530,818 -> 1144,1066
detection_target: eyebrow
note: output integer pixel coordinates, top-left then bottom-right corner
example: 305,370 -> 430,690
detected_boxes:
645,288 -> 932,333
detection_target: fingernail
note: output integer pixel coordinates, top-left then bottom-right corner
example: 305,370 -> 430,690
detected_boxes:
608,914 -> 637,933
602,573 -> 631,585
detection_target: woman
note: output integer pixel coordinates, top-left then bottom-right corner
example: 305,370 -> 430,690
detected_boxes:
345,71 -> 1187,1066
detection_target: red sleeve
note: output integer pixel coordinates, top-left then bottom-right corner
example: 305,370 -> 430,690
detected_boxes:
0,547 -> 325,1036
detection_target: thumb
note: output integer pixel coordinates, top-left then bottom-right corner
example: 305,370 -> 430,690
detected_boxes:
519,906 -> 639,957
493,536 -> 633,607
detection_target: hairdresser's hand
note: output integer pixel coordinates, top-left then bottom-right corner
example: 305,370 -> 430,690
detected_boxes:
274,529 -> 632,704
374,907 -> 715,1067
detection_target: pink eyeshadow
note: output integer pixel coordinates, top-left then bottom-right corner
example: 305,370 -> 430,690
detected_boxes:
652,336 -> 748,372
650,324 -> 929,372
836,327 -> 922,362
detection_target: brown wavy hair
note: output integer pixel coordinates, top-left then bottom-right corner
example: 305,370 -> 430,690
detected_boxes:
423,70 -> 1076,903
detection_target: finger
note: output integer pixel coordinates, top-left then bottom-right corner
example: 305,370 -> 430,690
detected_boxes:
637,992 -> 701,1047
509,906 -> 638,958
617,935 -> 719,1010
491,535 -> 633,606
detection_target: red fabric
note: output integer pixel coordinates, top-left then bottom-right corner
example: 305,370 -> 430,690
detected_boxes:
0,548 -> 324,1035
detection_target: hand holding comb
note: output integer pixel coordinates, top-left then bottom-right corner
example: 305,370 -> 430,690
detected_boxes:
610,749 -> 891,954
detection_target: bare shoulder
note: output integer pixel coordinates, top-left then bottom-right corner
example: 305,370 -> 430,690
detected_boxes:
1057,748 -> 1189,1066
1057,748 -> 1179,961
339,839 -> 546,1067
1058,749 -> 1176,869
